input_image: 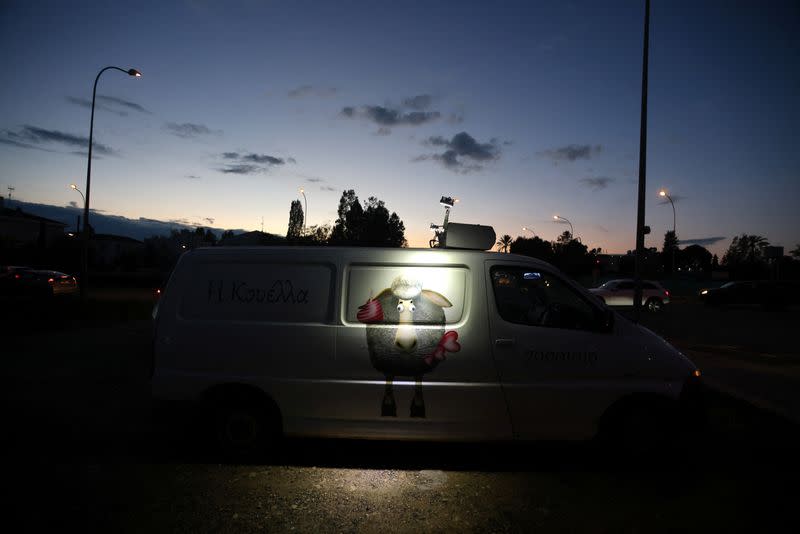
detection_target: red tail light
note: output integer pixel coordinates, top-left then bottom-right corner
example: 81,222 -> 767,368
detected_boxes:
48,278 -> 55,284
14,273 -> 21,279
665,290 -> 670,297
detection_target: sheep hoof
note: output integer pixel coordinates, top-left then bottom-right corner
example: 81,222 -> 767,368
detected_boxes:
381,397 -> 397,417
410,401 -> 426,418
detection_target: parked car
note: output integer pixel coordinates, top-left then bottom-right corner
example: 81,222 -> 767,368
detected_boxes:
31,270 -> 79,296
152,235 -> 700,458
700,280 -> 798,310
0,265 -> 51,298
589,279 -> 670,312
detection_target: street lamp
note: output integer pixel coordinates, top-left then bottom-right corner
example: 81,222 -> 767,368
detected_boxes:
81,66 -> 141,301
658,189 -> 676,234
552,215 -> 574,238
69,184 -> 85,232
522,226 -> 536,237
299,187 -> 307,233
659,189 -> 677,275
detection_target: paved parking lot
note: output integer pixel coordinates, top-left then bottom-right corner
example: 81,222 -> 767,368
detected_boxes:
5,299 -> 800,532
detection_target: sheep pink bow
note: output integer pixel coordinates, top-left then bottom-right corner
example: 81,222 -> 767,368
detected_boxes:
424,330 -> 461,367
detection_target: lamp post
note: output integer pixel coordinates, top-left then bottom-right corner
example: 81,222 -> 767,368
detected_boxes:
522,226 -> 536,237
70,184 -> 85,232
658,189 -> 676,234
552,215 -> 574,239
80,66 -> 141,301
659,188 -> 677,275
299,187 -> 307,233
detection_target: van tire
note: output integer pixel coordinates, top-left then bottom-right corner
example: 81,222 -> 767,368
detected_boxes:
203,386 -> 282,461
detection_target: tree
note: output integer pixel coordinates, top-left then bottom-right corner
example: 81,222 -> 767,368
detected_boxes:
329,190 -> 406,247
496,234 -> 512,253
722,234 -> 770,279
678,244 -> 712,275
286,199 -> 305,240
511,236 -> 553,262
791,244 -> 800,259
662,230 -> 679,274
556,230 -> 572,244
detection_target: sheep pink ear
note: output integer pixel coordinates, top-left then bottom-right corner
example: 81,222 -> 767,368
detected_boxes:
421,290 -> 452,308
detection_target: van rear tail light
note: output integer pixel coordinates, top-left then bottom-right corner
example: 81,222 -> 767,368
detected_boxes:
48,278 -> 55,284
14,273 -> 21,279
665,290 -> 670,297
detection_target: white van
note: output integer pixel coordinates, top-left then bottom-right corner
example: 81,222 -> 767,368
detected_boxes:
151,241 -> 702,455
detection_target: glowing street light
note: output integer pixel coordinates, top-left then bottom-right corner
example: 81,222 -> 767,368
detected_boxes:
69,183 -> 85,204
69,184 -> 85,233
659,188 -> 678,274
552,215 -> 574,238
299,187 -> 307,232
658,189 -> 676,233
522,226 -> 536,236
81,66 -> 141,301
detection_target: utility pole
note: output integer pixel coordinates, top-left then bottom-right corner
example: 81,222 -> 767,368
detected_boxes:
7,186 -> 14,200
633,0 -> 650,322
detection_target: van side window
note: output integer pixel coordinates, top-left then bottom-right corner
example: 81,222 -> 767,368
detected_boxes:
491,267 -> 600,331
345,265 -> 466,325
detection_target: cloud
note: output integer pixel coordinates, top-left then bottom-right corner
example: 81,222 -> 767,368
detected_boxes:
215,150 -> 291,174
1,125 -> 115,156
340,105 -> 440,127
402,94 -> 433,110
416,131 -> 501,173
288,85 -> 338,98
185,175 -> 202,180
447,113 -> 465,124
164,122 -> 221,138
375,127 -> 392,136
218,164 -> 262,175
97,95 -> 150,114
679,237 -> 726,246
539,144 -> 602,163
66,94 -> 150,115
579,176 -> 615,190
319,185 -> 337,192
203,217 -> 215,225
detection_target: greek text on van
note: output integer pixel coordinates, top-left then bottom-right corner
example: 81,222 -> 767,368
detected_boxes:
207,280 -> 309,304
526,350 -> 598,364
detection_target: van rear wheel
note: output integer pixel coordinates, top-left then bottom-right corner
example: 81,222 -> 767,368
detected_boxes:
208,391 -> 281,461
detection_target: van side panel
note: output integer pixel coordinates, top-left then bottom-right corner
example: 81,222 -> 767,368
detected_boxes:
316,252 -> 512,441
152,251 -> 339,418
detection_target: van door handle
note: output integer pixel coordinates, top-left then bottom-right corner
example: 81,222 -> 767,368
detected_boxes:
495,338 -> 515,346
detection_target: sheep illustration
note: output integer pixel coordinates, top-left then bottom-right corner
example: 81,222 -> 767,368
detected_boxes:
357,274 -> 461,417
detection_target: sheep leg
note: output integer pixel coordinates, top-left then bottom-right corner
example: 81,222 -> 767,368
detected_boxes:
410,377 -> 426,418
381,377 -> 397,417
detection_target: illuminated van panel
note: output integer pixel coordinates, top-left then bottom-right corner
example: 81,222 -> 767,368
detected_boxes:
344,265 -> 467,325
178,261 -> 335,323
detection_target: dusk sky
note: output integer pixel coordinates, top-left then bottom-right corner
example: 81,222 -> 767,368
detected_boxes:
1,0 -> 798,256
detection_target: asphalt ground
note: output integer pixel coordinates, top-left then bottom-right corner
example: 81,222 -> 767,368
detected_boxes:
4,293 -> 800,532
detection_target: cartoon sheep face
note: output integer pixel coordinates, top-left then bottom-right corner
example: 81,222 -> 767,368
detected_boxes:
358,274 -> 461,417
